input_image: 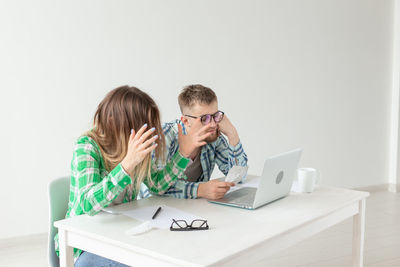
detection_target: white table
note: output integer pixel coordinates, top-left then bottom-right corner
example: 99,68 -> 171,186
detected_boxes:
55,185 -> 369,267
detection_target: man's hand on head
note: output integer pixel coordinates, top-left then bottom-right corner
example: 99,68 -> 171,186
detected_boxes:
177,118 -> 213,158
218,115 -> 240,146
197,180 -> 235,200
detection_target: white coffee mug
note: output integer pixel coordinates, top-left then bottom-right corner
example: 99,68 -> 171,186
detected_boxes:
297,168 -> 320,193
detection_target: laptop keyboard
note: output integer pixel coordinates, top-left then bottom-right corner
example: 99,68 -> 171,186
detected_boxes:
224,187 -> 257,204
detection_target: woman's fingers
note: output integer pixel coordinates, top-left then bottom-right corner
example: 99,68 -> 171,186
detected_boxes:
129,129 -> 136,141
138,127 -> 156,144
141,134 -> 158,149
143,143 -> 158,155
132,124 -> 148,141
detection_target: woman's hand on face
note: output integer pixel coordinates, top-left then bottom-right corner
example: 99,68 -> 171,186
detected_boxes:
121,124 -> 158,175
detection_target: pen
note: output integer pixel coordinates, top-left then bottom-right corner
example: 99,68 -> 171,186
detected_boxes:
152,206 -> 162,220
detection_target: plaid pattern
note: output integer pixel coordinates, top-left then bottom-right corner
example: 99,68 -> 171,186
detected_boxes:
142,120 -> 248,199
54,135 -> 189,260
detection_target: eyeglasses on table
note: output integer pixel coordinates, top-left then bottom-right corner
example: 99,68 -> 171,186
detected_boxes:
170,219 -> 209,231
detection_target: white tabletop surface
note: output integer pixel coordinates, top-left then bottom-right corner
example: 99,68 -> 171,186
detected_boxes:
55,182 -> 369,266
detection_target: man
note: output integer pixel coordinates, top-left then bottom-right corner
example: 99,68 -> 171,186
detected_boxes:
155,84 -> 248,200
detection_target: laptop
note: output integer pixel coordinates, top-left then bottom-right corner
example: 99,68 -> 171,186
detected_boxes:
208,148 -> 302,210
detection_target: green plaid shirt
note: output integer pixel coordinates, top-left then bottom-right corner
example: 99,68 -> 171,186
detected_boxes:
54,135 -> 189,260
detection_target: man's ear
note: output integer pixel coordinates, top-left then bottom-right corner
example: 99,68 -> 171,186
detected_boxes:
181,116 -> 189,126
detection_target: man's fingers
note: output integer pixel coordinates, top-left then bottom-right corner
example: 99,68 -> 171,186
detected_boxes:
200,122 -> 213,131
133,124 -> 148,141
177,123 -> 183,138
217,182 -> 234,188
215,193 -> 226,199
190,117 -> 204,131
198,123 -> 213,134
216,187 -> 229,193
198,132 -> 212,141
209,192 -> 226,200
198,141 -> 207,147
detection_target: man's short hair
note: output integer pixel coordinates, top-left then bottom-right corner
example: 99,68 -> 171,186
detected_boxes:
178,84 -> 217,113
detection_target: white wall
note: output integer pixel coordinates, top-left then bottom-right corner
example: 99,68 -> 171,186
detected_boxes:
0,0 -> 394,239
390,0 -> 400,187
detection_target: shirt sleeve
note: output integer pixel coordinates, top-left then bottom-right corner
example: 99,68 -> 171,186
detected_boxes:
144,150 -> 190,195
163,179 -> 202,199
215,135 -> 248,176
72,140 -> 132,216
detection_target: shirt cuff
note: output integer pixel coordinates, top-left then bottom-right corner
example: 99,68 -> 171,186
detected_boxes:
192,182 -> 201,198
110,163 -> 132,188
229,140 -> 243,153
228,140 -> 244,163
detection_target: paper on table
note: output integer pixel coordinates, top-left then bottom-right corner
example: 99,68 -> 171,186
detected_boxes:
121,205 -> 204,229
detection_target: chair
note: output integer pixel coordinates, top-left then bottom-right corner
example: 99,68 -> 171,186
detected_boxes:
48,177 -> 70,267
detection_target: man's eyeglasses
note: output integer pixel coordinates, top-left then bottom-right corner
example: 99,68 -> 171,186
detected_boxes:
170,219 -> 209,231
184,111 -> 224,125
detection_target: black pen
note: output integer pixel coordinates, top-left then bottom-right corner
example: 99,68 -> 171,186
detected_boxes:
152,206 -> 162,220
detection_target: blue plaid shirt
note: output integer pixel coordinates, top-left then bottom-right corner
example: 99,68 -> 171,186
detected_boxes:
141,120 -> 248,199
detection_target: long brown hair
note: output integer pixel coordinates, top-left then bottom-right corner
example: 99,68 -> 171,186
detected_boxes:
86,85 -> 165,192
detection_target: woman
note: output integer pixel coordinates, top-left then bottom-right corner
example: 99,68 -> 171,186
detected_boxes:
54,85 -> 190,266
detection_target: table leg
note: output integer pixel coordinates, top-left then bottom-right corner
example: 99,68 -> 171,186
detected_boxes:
352,199 -> 366,267
58,229 -> 74,267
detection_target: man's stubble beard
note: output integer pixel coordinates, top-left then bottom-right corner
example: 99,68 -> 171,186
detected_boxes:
204,128 -> 220,143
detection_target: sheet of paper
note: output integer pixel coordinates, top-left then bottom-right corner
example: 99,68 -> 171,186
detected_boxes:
242,176 -> 261,188
226,176 -> 299,193
225,165 -> 248,183
226,176 -> 261,194
121,205 -> 204,229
